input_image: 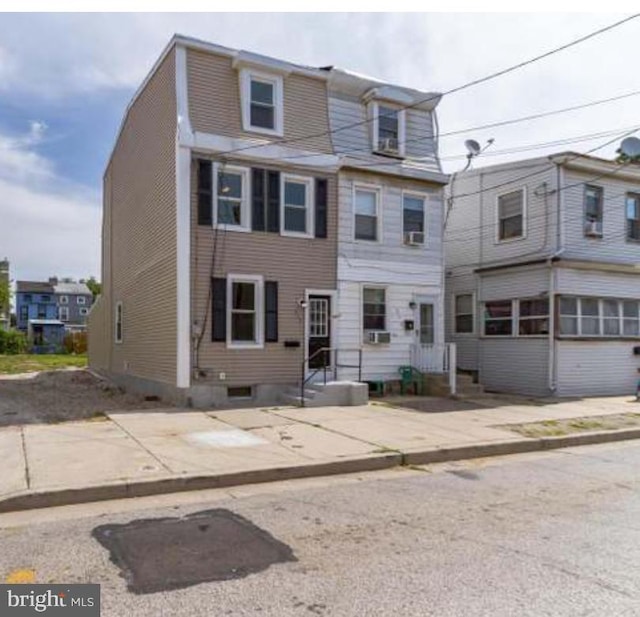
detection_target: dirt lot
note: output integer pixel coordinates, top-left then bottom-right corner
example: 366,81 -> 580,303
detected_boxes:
0,369 -> 166,426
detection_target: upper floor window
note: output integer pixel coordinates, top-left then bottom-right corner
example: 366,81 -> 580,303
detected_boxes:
19,306 -> 28,321
240,69 -> 283,136
59,306 -> 69,322
23,294 -> 32,303
496,188 -> 525,242
354,186 -> 380,242
37,304 -> 47,319
281,175 -> 313,237
41,295 -> 51,303
77,296 -> 86,305
626,193 -> 640,242
59,295 -> 68,305
216,165 -> 250,230
373,103 -> 405,156
584,185 -> 603,237
403,192 -> 426,244
79,307 -> 89,316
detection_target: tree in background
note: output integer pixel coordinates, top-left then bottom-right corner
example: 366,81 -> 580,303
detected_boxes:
85,276 -> 102,300
0,277 -> 10,319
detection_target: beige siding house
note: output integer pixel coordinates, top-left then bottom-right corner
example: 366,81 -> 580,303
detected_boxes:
89,35 -> 341,406
444,152 -> 640,397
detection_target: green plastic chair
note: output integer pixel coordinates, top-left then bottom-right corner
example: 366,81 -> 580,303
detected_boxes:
398,366 -> 424,396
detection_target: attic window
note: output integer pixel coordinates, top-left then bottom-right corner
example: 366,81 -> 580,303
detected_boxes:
240,69 -> 283,137
372,103 -> 405,157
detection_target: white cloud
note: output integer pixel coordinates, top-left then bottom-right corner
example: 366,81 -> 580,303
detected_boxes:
0,124 -> 100,283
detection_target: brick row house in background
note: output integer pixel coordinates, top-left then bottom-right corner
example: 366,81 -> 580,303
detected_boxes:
88,34 -> 449,407
445,153 -> 640,397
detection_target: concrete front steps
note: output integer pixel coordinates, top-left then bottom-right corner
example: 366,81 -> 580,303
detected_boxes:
282,381 -> 369,407
424,372 -> 484,398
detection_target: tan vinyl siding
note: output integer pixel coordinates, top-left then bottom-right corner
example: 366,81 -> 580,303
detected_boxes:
186,49 -> 333,153
191,157 -> 337,385
91,49 -> 178,385
87,296 -> 109,370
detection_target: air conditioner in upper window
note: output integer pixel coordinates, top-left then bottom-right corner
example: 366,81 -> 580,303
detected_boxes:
405,231 -> 425,246
377,137 -> 399,154
367,331 -> 391,344
584,220 -> 603,237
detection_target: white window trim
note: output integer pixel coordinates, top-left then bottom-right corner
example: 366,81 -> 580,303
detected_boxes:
115,301 -> 123,344
361,284 -> 388,343
59,295 -> 68,305
239,69 -> 284,137
353,183 -> 382,243
280,173 -> 314,238
402,190 -> 428,246
370,101 -> 406,157
59,306 -> 69,322
212,163 -> 251,233
495,187 -> 527,244
226,274 -> 264,350
559,296 -> 640,339
482,299 -> 515,337
453,292 -> 475,336
77,296 -> 86,305
79,307 -> 89,316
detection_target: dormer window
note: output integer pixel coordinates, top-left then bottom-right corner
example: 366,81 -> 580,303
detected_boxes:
372,102 -> 405,157
240,69 -> 284,136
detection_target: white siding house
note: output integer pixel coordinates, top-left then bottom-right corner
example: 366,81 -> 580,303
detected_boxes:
445,151 -> 640,398
325,68 -> 449,383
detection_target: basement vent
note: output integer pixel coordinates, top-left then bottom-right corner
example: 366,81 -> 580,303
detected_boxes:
227,386 -> 253,399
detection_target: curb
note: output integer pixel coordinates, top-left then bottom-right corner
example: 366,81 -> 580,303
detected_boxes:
0,453 -> 402,514
2,426 -> 640,514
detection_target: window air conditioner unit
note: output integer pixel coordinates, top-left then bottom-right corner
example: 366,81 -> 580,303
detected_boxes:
584,220 -> 602,237
405,231 -> 425,246
377,137 -> 399,154
368,331 -> 391,344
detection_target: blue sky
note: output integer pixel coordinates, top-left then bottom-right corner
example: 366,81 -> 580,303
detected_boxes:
0,12 -> 638,284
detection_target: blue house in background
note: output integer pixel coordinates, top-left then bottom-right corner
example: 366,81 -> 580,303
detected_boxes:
16,279 -> 65,352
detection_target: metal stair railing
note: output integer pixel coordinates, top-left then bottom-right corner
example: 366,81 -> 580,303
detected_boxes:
300,347 -> 363,407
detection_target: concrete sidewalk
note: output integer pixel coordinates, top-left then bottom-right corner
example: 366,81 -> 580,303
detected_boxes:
2,395 -> 640,512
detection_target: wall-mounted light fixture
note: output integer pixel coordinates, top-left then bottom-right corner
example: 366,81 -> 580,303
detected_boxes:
408,301 -> 417,310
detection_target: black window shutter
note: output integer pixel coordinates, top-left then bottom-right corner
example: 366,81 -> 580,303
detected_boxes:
197,160 -> 213,226
252,168 -> 266,231
211,277 -> 227,342
265,281 -> 278,342
267,170 -> 280,233
315,178 -> 328,239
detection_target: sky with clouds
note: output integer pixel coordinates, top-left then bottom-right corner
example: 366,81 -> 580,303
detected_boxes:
0,12 -> 638,284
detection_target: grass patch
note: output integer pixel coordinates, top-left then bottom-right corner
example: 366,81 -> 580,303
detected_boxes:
0,354 -> 87,375
502,412 -> 640,438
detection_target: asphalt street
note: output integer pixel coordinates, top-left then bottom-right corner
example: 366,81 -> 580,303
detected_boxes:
2,441 -> 640,616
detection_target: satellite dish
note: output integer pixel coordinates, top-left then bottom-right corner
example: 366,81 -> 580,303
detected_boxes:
464,139 -> 481,157
620,137 -> 640,158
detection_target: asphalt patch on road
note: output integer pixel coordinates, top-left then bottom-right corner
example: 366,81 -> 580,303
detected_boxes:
92,508 -> 297,594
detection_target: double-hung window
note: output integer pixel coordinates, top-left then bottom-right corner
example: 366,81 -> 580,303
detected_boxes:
59,295 -> 68,305
626,193 -> 640,241
354,187 -> 379,241
454,294 -> 474,334
497,189 -> 525,241
77,296 -> 86,305
373,103 -> 405,156
59,306 -> 69,322
584,185 -> 603,236
240,70 -> 283,136
282,175 -> 313,236
403,192 -> 426,242
115,302 -> 123,343
623,300 -> 640,336
484,300 -> 513,336
362,287 -> 386,332
228,276 -> 263,348
215,166 -> 249,230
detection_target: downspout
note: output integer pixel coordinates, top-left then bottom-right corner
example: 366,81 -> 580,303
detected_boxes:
547,162 -> 565,394
477,170 -> 484,380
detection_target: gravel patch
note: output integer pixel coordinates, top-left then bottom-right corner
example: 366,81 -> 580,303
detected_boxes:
501,412 -> 640,438
0,369 -> 166,427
